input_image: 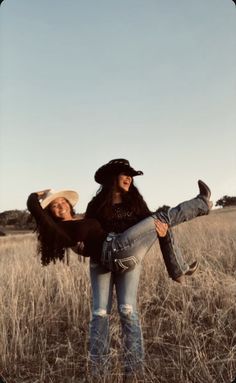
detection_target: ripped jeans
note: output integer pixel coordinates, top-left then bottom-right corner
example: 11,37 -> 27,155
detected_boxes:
101,195 -> 209,278
89,195 -> 209,376
89,261 -> 144,377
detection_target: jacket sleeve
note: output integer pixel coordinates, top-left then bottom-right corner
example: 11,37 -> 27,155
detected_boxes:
26,193 -> 73,246
27,193 -> 48,223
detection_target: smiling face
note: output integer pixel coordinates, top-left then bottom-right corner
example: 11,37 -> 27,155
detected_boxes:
49,197 -> 73,221
116,173 -> 133,192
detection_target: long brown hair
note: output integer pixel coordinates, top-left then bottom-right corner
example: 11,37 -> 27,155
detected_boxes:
85,175 -> 151,222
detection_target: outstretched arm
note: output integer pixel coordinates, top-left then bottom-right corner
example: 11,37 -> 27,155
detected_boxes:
27,191 -> 50,222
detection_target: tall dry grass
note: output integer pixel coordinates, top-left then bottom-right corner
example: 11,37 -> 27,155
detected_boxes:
0,208 -> 236,383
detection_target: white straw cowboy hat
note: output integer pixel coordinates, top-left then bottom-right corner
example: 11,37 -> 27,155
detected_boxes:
40,189 -> 79,209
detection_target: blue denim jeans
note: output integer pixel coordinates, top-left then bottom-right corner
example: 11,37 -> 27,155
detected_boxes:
158,195 -> 209,278
89,260 -> 144,377
89,196 -> 208,376
101,196 -> 209,277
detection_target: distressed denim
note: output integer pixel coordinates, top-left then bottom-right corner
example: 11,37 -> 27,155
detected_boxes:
89,196 -> 209,377
89,260 -> 144,377
158,195 -> 209,278
102,196 -> 209,278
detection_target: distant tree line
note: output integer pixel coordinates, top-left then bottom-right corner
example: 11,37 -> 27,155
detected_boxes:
215,196 -> 236,208
0,210 -> 36,231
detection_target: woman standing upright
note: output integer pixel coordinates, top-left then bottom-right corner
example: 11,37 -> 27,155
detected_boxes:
85,158 -> 211,382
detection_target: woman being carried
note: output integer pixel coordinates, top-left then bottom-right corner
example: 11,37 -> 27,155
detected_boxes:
27,178 -> 211,276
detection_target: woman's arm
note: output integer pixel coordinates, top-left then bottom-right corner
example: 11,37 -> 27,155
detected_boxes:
27,192 -> 50,222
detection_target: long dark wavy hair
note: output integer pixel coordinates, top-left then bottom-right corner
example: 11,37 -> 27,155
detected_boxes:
85,175 -> 151,222
36,200 -> 75,266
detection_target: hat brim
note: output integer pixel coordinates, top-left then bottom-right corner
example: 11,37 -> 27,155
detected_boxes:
95,163 -> 143,184
41,190 -> 79,209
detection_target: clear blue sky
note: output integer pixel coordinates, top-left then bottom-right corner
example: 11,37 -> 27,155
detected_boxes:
0,0 -> 235,213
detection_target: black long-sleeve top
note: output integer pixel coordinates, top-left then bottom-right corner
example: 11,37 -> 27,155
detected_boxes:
86,201 -> 150,233
27,193 -> 107,262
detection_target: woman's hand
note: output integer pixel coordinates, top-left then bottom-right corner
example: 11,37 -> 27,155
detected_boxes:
35,189 -> 51,199
154,219 -> 168,237
71,241 -> 85,255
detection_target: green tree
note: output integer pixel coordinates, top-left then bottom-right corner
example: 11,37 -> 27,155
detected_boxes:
215,195 -> 236,208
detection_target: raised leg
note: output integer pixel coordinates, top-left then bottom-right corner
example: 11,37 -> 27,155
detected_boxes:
159,229 -> 189,279
154,181 -> 212,281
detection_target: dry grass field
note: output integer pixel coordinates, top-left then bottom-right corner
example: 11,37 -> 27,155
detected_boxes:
0,208 -> 236,383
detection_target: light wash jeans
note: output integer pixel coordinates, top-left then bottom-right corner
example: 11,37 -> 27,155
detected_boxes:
89,195 -> 209,377
101,195 -> 209,277
89,261 -> 144,377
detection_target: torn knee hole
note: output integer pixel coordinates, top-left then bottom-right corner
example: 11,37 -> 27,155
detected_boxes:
119,304 -> 134,316
93,308 -> 108,317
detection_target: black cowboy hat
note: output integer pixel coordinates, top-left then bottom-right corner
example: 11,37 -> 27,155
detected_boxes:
95,159 -> 143,184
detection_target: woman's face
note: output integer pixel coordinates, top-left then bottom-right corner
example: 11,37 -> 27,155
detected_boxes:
116,173 -> 133,192
49,197 -> 73,221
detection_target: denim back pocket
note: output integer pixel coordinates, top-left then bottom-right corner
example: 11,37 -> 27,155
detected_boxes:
101,238 -> 139,273
114,256 -> 139,272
